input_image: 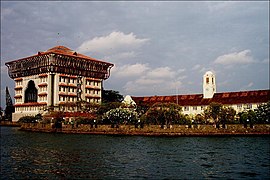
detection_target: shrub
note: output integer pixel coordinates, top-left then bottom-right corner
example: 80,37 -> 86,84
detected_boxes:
103,108 -> 138,125
18,116 -> 38,123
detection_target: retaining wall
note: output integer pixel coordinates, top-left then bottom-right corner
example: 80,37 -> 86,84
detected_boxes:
20,123 -> 270,136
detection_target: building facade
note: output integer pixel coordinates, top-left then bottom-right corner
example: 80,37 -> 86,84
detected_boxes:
131,71 -> 270,116
5,46 -> 113,121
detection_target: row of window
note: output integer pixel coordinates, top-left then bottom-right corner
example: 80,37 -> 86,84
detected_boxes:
86,97 -> 100,103
59,86 -> 100,95
15,87 -> 47,95
15,81 -> 22,86
86,89 -> 100,95
15,96 -> 47,103
59,76 -> 76,83
86,80 -> 100,86
183,106 -> 206,111
15,106 -> 45,112
59,96 -> 77,102
183,104 -> 257,112
40,77 -> 47,83
59,86 -> 76,93
15,89 -> 23,94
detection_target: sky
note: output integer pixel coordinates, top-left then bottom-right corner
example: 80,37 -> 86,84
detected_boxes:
1,1 -> 269,108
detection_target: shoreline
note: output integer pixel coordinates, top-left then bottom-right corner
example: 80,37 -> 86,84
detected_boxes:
18,123 -> 270,137
0,121 -> 21,127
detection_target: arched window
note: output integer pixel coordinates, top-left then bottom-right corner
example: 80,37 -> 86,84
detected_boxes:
206,77 -> 209,84
25,80 -> 37,103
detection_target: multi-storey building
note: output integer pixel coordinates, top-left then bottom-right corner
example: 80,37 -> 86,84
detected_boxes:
130,71 -> 270,116
5,46 -> 113,121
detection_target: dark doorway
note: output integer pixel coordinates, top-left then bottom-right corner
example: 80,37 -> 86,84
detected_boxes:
25,80 -> 38,103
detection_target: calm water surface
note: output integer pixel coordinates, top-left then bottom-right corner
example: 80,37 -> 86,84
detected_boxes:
1,127 -> 269,179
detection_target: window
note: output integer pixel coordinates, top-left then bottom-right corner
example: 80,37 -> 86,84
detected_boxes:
246,104 -> 252,109
237,104 -> 242,109
193,106 -> 197,111
206,77 -> 209,84
25,80 -> 37,103
184,106 -> 189,111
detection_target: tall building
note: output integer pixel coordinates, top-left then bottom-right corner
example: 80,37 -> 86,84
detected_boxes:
131,71 -> 270,116
5,46 -> 113,121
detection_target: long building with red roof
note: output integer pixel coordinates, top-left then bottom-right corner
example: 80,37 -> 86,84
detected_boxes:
5,46 -> 114,121
127,71 -> 270,115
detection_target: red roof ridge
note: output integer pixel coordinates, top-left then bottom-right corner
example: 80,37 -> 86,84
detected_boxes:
6,45 -> 113,65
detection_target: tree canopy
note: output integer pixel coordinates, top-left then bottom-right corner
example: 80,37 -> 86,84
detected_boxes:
102,89 -> 124,103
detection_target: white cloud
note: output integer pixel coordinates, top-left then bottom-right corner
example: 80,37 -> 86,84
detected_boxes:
104,51 -> 137,62
240,82 -> 254,90
112,63 -> 150,78
261,59 -> 269,64
214,50 -> 255,65
121,66 -> 184,95
192,64 -> 201,70
206,2 -> 237,12
146,67 -> 175,79
77,31 -> 149,54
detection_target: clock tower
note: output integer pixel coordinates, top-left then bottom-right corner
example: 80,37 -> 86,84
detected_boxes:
203,71 -> 216,99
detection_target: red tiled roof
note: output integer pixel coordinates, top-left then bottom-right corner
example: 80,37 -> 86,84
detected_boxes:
131,89 -> 270,106
38,83 -> 48,87
15,86 -> 23,90
7,46 -> 113,65
38,74 -> 48,77
14,78 -> 23,81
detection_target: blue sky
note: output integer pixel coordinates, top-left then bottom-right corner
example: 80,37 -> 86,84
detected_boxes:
1,1 -> 269,107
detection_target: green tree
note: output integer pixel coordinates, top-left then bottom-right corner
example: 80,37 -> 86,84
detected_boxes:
102,89 -> 124,103
239,110 -> 256,124
204,102 -> 223,124
254,101 -> 270,124
220,107 -> 236,124
143,103 -> 183,125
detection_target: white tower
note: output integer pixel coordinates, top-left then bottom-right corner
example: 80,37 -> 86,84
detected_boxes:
203,71 -> 216,99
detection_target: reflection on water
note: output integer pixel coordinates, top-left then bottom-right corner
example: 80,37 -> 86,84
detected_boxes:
1,127 -> 270,179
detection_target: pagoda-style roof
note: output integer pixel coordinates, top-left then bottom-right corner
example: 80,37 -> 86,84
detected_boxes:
132,89 -> 270,107
5,46 -> 114,79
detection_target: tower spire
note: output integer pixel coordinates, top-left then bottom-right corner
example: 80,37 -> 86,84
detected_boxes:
5,87 -> 15,121
203,71 -> 216,99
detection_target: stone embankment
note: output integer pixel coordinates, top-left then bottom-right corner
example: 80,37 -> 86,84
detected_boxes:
19,123 -> 270,136
0,121 -> 21,127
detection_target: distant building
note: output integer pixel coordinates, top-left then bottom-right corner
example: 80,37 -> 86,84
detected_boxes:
5,46 -> 113,121
130,71 -> 270,116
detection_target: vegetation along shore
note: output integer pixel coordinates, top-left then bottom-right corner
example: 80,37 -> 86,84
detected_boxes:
2,98 -> 269,136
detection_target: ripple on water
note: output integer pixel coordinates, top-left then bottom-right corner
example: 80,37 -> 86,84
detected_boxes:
1,127 -> 270,179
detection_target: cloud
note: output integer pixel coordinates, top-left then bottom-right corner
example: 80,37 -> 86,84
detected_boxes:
112,63 -> 150,78
192,64 -> 201,71
121,66 -> 184,95
214,50 -> 255,65
240,82 -> 254,90
206,2 -> 237,12
77,31 -> 149,54
104,51 -> 137,62
1,8 -> 13,20
146,67 -> 175,79
261,59 -> 269,64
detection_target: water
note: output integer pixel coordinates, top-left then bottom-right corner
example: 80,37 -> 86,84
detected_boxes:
1,127 -> 269,179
